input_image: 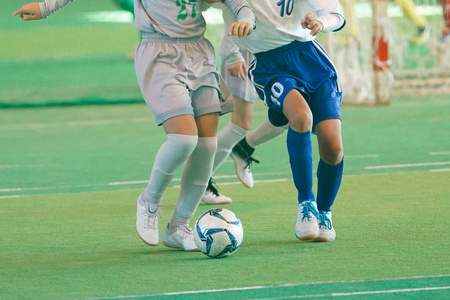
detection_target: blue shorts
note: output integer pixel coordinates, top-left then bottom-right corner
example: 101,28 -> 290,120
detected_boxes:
248,40 -> 342,131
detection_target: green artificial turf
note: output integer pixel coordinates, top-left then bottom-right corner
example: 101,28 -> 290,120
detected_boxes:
1,171 -> 449,299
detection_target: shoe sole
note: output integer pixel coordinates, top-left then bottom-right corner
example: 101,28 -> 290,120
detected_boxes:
136,229 -> 159,246
162,241 -> 199,252
230,153 -> 253,189
295,233 -> 319,241
202,199 -> 232,205
136,199 -> 159,246
312,236 -> 335,242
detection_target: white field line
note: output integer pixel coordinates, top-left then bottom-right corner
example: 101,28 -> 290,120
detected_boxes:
365,161 -> 450,170
0,195 -> 20,199
258,286 -> 450,299
429,151 -> 450,155
0,118 -> 150,130
0,177 -> 289,194
0,164 -> 45,169
85,274 -> 450,299
2,162 -> 449,196
345,154 -> 379,158
429,168 -> 450,172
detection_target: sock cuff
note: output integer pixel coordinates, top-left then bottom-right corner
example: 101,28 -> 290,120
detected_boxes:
228,122 -> 249,136
287,128 -> 311,148
196,136 -> 218,152
167,134 -> 198,147
319,157 -> 344,171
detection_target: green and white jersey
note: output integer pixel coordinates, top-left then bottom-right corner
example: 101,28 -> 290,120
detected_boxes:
135,0 -> 254,38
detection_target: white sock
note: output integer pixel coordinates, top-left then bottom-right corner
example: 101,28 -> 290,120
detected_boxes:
212,122 -> 248,174
246,119 -> 288,148
170,137 -> 217,228
142,134 -> 198,206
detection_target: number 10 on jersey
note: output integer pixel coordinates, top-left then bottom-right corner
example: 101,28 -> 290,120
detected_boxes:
277,0 -> 294,17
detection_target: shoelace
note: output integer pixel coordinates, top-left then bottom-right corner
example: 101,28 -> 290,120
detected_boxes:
176,224 -> 194,240
299,202 -> 318,222
318,213 -> 332,230
144,204 -> 160,229
207,179 -> 221,196
244,155 -> 260,169
233,141 -> 260,169
144,214 -> 159,229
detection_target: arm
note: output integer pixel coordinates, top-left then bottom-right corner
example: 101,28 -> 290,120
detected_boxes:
13,0 -> 75,21
301,0 -> 346,36
221,35 -> 247,80
206,0 -> 255,38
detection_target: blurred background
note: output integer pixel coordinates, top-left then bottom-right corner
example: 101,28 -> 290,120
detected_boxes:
2,0 -> 449,109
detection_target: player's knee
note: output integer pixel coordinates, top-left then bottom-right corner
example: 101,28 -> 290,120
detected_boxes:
197,136 -> 218,157
287,110 -> 313,132
320,143 -> 344,165
169,134 -> 199,156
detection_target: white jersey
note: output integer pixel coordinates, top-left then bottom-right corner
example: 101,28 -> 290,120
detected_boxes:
220,0 -> 345,53
39,0 -> 255,39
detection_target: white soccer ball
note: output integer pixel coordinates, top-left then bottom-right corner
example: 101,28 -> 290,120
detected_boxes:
194,208 -> 244,258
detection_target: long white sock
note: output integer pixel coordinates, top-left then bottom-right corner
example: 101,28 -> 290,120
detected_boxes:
212,122 -> 248,174
170,137 -> 218,228
246,119 -> 288,148
142,134 -> 198,206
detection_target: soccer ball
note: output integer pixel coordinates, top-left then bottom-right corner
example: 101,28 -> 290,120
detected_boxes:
194,208 -> 244,258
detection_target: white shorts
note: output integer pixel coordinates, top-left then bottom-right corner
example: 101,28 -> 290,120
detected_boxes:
135,36 -> 232,125
220,36 -> 258,104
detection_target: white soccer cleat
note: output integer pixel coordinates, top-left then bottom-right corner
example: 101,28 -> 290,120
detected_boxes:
231,138 -> 259,189
295,200 -> 320,241
162,223 -> 199,252
314,211 -> 336,242
202,178 -> 232,205
136,193 -> 161,246
230,152 -> 255,189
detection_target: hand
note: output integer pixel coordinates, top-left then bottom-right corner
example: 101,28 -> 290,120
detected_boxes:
228,22 -> 252,39
13,2 -> 42,21
227,61 -> 247,80
301,12 -> 323,36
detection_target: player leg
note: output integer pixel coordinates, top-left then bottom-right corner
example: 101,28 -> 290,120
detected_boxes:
135,39 -> 220,250
307,75 -> 344,242
137,115 -> 198,246
282,89 -> 320,241
202,43 -> 256,204
163,112 -> 219,251
314,119 -> 344,242
393,0 -> 431,45
231,119 -> 288,186
202,96 -> 252,205
226,97 -> 256,188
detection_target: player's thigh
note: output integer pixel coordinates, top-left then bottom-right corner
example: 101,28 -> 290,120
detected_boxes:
196,113 -> 220,137
190,86 -> 222,119
162,115 -> 198,135
309,78 -> 342,131
282,89 -> 312,132
135,43 -> 195,126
